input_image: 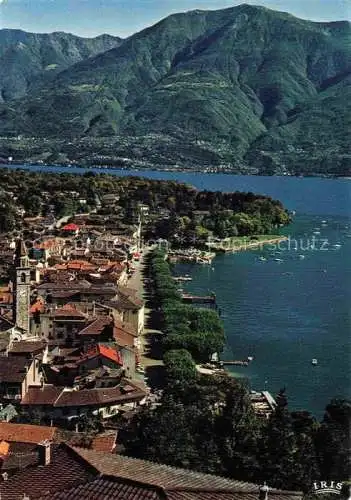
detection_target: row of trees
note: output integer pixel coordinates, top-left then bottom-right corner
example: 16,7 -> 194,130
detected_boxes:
150,249 -> 225,363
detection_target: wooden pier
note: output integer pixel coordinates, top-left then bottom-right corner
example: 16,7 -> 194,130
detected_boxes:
220,360 -> 249,367
181,293 -> 217,307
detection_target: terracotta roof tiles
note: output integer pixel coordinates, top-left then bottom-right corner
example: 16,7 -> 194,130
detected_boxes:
39,477 -> 162,499
78,344 -> 122,365
54,385 -> 145,407
0,444 -> 95,500
0,422 -> 58,444
78,316 -> 113,336
53,304 -> 87,319
71,451 -> 267,493
9,340 -> 46,354
21,385 -> 63,406
89,431 -> 117,453
114,318 -> 137,337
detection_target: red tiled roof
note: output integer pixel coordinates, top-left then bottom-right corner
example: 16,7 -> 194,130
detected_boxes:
78,316 -> 112,336
0,422 -> 58,444
98,344 -> 122,365
65,260 -> 96,271
30,297 -> 45,313
90,431 -> 117,452
78,344 -> 122,366
62,223 -> 79,231
53,304 -> 87,319
53,264 -> 68,270
0,292 -> 13,305
0,440 -> 10,457
38,238 -> 65,250
0,444 -> 95,499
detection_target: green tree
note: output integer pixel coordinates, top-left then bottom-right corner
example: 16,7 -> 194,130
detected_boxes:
258,389 -> 297,489
216,380 -> 261,481
316,399 -> 351,480
164,349 -> 197,383
291,411 -> 320,491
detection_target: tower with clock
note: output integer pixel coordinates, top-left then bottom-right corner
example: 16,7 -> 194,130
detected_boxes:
13,239 -> 31,334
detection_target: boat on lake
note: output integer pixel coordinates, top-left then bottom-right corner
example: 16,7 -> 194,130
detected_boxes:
312,358 -> 318,365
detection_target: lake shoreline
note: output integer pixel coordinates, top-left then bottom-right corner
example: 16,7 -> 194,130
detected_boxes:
2,163 -> 347,179
209,236 -> 288,253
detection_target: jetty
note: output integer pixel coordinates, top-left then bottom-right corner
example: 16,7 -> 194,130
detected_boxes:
182,292 -> 217,308
220,360 -> 249,367
173,276 -> 193,282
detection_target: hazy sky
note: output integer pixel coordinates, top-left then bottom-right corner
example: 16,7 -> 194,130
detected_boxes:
0,0 -> 349,38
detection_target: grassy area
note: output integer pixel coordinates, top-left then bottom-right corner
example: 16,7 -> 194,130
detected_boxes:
208,234 -> 287,251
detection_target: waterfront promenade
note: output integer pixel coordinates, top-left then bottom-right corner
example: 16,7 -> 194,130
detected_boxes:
127,248 -> 164,371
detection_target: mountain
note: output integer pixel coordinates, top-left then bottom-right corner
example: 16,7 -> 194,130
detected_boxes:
0,5 -> 350,175
0,29 -> 122,101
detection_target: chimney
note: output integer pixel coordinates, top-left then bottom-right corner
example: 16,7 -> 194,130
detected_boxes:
259,483 -> 269,500
38,440 -> 51,466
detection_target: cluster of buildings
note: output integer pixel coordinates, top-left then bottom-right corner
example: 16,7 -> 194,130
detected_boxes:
0,218 -> 149,428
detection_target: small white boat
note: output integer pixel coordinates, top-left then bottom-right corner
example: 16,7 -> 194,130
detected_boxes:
274,258 -> 283,262
313,231 -> 321,235
321,220 -> 327,224
311,358 -> 318,365
247,356 -> 254,362
333,244 -> 342,249
298,254 -> 305,259
258,256 -> 267,261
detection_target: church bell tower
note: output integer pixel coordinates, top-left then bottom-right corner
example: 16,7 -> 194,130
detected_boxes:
13,239 -> 31,333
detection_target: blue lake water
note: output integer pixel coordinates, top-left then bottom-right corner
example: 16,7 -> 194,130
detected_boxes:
6,165 -> 351,416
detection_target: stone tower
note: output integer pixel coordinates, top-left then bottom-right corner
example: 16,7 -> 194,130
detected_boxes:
13,239 -> 31,333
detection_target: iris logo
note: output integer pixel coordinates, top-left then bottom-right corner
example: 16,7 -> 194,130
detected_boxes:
313,482 -> 344,495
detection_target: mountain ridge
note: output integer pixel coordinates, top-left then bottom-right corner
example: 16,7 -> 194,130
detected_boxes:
0,29 -> 122,101
0,4 -> 350,175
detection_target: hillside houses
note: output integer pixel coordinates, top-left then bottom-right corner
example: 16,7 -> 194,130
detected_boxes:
0,228 -> 147,429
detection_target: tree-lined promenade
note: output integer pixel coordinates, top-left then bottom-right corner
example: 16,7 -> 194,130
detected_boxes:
120,248 -> 351,492
150,249 -> 225,363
